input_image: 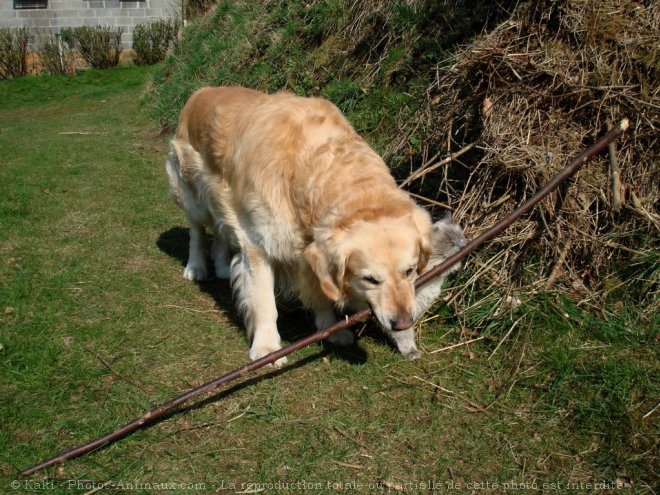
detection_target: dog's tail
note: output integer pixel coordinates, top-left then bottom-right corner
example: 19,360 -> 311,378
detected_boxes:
165,140 -> 188,209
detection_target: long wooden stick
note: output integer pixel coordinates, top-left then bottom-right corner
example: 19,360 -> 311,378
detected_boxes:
19,119 -> 628,478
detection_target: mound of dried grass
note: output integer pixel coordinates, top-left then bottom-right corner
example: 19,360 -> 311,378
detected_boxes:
407,0 -> 658,319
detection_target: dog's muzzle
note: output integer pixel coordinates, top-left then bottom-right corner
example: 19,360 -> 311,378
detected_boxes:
391,316 -> 414,331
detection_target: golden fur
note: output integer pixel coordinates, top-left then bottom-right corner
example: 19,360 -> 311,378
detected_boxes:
166,87 -> 433,365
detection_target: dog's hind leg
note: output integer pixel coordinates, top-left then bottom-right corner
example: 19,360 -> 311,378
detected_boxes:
184,221 -> 209,281
231,247 -> 287,367
327,328 -> 356,346
166,141 -> 211,281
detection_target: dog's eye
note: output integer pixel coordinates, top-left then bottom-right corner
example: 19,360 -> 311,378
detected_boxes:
405,267 -> 415,277
362,275 -> 381,285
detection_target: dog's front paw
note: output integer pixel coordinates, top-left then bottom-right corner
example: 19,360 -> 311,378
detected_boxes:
249,344 -> 288,368
402,348 -> 423,360
326,329 -> 355,346
387,328 -> 422,360
214,263 -> 231,279
183,262 -> 209,281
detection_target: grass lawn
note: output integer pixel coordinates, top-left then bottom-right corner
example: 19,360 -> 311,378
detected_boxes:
0,67 -> 657,494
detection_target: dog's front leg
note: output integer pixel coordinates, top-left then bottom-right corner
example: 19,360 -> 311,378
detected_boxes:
211,225 -> 232,279
312,300 -> 354,346
385,328 -> 422,360
231,248 -> 287,367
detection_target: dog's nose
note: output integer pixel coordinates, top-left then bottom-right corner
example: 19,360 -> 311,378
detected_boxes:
391,316 -> 414,331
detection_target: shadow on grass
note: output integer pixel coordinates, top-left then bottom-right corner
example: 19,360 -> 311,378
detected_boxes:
169,350 -> 326,418
156,227 -> 368,365
17,351 -> 329,478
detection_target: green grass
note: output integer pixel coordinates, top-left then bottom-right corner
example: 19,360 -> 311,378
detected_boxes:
1,68 -> 657,494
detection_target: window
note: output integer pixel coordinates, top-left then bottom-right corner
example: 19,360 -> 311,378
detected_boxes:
14,0 -> 48,9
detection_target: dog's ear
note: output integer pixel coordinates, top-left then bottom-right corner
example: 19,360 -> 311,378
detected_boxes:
439,210 -> 453,223
411,208 -> 432,274
417,236 -> 432,274
304,241 -> 345,302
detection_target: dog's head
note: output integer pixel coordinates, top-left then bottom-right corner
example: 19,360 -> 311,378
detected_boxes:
305,208 -> 431,331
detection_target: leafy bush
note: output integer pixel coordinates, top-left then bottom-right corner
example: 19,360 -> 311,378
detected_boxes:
61,25 -> 123,69
133,19 -> 179,66
0,27 -> 28,79
39,33 -> 70,76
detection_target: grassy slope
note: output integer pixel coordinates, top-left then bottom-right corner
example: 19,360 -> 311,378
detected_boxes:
0,69 -> 656,493
149,0 -> 517,160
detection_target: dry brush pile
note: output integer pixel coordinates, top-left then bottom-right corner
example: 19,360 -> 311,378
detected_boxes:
404,0 -> 659,321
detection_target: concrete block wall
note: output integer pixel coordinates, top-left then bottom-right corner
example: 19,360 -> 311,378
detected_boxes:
0,0 -> 180,49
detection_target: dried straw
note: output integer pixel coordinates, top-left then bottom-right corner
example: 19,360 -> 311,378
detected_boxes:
403,0 -> 658,322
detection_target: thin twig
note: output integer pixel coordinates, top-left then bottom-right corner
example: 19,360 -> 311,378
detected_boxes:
627,190 -> 660,230
482,193 -> 512,212
642,403 -> 659,420
407,192 -> 451,209
59,131 -> 108,136
83,481 -> 113,495
488,316 -> 525,361
227,407 -> 250,423
545,240 -> 572,289
84,347 -> 151,394
163,304 -> 221,314
400,141 -> 477,187
412,375 -> 487,412
429,336 -> 485,354
334,426 -> 362,448
607,120 -> 622,212
332,461 -> 364,470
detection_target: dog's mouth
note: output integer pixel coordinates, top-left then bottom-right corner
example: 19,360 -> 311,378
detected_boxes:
344,300 -> 414,332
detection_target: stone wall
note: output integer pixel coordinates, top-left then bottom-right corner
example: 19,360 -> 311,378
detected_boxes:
0,0 -> 179,48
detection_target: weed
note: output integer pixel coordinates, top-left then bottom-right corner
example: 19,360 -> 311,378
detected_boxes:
322,79 -> 363,114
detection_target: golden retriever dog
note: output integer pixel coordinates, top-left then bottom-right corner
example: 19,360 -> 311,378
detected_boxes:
166,87 -> 440,365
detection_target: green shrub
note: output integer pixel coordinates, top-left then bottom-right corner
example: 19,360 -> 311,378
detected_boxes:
39,33 -> 70,76
0,27 -> 28,79
133,19 -> 180,66
61,25 -> 123,69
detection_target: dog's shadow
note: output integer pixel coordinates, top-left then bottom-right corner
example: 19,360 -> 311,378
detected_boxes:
156,227 -> 369,365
